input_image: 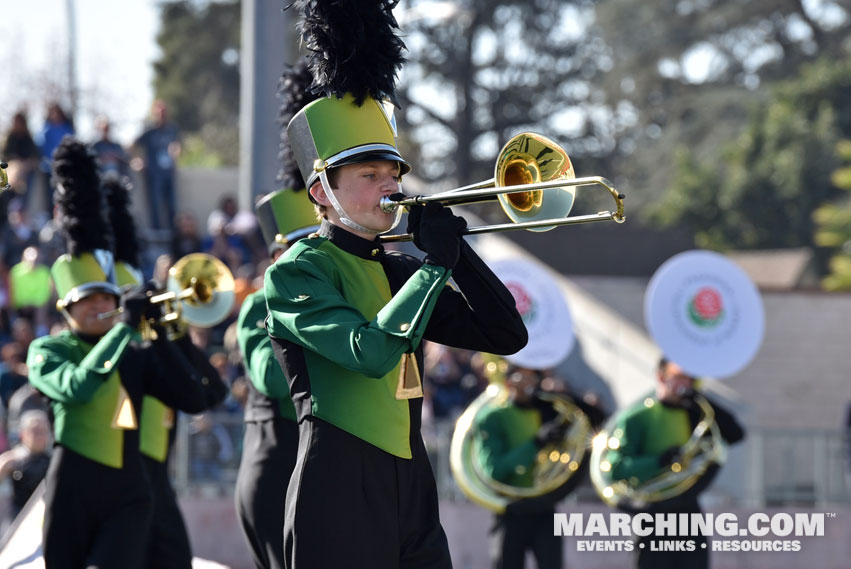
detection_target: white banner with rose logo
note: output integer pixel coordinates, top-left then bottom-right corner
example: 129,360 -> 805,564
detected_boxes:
644,250 -> 765,379
489,258 -> 574,370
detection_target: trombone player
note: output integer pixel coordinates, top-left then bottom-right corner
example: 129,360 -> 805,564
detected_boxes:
26,138 -> 214,569
265,1 -> 527,566
604,357 -> 744,569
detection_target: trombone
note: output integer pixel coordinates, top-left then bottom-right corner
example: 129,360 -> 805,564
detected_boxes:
100,253 -> 235,340
379,132 -> 625,243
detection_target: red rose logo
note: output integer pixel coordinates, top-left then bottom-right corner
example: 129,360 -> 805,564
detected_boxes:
507,282 -> 535,321
688,287 -> 724,327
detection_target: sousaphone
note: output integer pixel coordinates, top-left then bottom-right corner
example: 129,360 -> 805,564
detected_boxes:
589,250 -> 764,510
449,259 -> 594,513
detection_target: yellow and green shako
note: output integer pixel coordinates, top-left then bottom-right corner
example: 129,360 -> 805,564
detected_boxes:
51,250 -> 121,312
255,187 -> 320,255
287,93 -> 411,192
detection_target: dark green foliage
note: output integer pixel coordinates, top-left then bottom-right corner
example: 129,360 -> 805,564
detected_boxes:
152,1 -> 240,165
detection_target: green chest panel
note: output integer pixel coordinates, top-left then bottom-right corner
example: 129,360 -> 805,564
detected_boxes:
139,396 -> 174,463
635,401 -> 692,456
308,240 -> 410,457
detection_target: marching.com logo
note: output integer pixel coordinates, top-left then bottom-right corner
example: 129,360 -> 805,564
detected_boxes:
554,512 -> 831,552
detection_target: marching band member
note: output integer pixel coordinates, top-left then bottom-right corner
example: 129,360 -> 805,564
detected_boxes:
264,2 -> 527,566
103,173 -> 227,569
26,138 -> 211,569
605,357 -> 745,569
234,58 -> 319,569
475,365 -> 604,569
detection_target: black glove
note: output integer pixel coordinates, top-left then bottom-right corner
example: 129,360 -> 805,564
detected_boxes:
120,285 -> 159,327
534,418 -> 568,447
120,289 -> 149,327
658,445 -> 682,467
407,202 -> 467,269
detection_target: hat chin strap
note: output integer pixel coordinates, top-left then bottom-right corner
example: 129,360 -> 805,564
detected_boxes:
318,170 -> 402,236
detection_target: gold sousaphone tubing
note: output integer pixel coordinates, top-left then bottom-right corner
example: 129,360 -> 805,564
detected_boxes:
379,132 -> 625,243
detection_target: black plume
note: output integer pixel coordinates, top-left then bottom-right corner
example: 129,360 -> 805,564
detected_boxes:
294,0 -> 407,106
52,137 -> 113,256
277,58 -> 320,189
103,174 -> 141,268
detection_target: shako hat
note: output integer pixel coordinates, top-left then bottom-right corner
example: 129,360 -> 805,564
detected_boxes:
286,0 -> 410,191
103,174 -> 144,290
256,58 -> 322,255
50,137 -> 120,310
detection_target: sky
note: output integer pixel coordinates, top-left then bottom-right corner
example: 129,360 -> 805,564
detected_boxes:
1,0 -> 160,145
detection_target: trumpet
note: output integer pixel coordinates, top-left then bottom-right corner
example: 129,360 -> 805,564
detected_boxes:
1,161 -> 9,192
99,253 -> 235,340
379,132 -> 625,243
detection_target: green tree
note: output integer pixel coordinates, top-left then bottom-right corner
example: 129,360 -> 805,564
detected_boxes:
814,139 -> 851,290
152,0 -> 240,165
396,0 -> 613,188
651,58 -> 851,252
591,0 -> 851,214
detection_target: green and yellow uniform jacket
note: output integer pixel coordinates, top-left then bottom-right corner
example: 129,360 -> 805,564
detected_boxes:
265,222 -> 528,458
237,290 -> 297,423
604,393 -> 745,509
28,323 -> 212,468
139,335 -> 228,464
474,402 -> 551,488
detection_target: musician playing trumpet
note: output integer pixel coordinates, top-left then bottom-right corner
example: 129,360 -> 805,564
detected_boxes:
605,357 -> 745,569
26,138 -> 216,569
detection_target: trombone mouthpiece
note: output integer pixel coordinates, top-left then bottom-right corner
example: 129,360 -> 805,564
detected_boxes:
379,195 -> 403,213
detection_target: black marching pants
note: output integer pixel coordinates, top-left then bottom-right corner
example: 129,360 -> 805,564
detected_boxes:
235,417 -> 299,569
283,417 -> 453,569
489,510 -> 562,569
42,447 -> 153,569
143,455 -> 194,569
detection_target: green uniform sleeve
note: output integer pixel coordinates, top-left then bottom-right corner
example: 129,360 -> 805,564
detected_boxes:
237,292 -> 289,399
264,249 -> 450,379
606,414 -> 662,484
27,323 -> 135,404
476,413 -> 539,484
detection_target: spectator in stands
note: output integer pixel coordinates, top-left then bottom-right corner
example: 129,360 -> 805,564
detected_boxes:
8,246 -> 52,330
170,212 -> 202,260
91,116 -> 131,178
188,413 -> 233,483
0,341 -> 27,402
35,103 -> 74,214
1,199 -> 38,269
0,409 -> 51,519
5,382 -> 49,448
2,111 -> 40,211
132,99 -> 181,232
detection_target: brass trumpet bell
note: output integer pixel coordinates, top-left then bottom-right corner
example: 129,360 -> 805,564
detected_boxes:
165,253 -> 236,328
1,161 -> 9,192
495,133 -> 576,232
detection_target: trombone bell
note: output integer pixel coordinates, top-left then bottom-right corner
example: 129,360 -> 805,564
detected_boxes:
495,133 -> 576,232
